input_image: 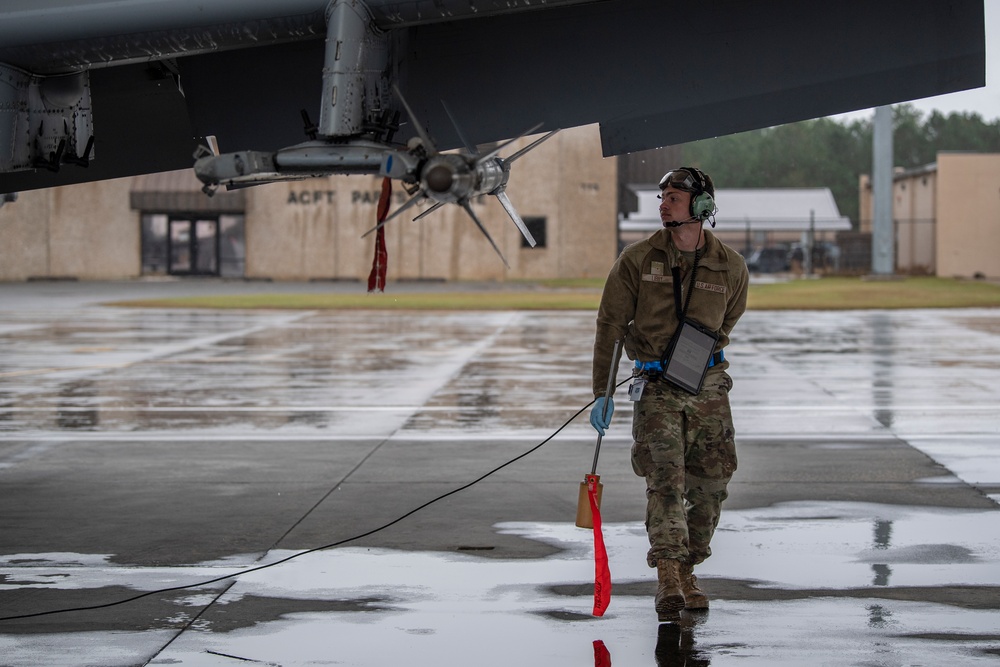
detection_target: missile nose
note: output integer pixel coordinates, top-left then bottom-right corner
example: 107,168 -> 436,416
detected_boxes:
425,164 -> 454,193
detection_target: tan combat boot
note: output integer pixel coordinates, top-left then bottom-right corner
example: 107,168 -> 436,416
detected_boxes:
680,561 -> 708,610
654,559 -> 685,622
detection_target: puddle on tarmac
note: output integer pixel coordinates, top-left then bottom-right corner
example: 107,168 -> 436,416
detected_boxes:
2,502 -> 999,666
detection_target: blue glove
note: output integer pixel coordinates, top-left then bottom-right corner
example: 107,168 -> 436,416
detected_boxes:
590,396 -> 614,436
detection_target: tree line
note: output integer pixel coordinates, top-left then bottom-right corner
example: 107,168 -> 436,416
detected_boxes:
679,105 -> 1000,225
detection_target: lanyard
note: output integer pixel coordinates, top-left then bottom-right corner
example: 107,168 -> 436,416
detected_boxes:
670,246 -> 702,320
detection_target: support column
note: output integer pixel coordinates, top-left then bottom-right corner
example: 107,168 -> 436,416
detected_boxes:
871,105 -> 894,276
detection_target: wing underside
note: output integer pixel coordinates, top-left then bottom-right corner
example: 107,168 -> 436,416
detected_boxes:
0,0 -> 985,194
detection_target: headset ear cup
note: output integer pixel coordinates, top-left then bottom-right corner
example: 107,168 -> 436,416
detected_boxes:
691,193 -> 715,220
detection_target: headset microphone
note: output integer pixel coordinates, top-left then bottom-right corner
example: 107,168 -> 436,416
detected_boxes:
662,216 -> 702,228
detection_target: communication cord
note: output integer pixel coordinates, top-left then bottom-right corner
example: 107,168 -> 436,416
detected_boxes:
0,379 -> 630,622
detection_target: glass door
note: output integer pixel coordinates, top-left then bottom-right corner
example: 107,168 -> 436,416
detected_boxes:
168,218 -> 219,276
193,219 -> 219,274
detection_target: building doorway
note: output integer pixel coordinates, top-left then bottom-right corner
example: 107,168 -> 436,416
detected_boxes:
142,213 -> 245,278
168,218 -> 219,275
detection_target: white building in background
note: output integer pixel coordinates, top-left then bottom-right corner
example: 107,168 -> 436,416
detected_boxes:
619,186 -> 852,252
619,186 -> 853,273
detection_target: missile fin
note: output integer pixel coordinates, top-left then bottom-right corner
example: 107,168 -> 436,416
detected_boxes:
462,202 -> 509,269
495,190 -> 536,247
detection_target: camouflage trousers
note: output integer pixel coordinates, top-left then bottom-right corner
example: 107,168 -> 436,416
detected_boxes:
630,371 -> 737,568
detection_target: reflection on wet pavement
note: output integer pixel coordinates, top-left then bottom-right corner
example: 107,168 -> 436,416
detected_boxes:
1,291 -> 999,665
2,505 -> 999,665
5,306 -> 999,517
5,308 -> 1000,445
2,309 -> 602,436
655,618 -> 711,667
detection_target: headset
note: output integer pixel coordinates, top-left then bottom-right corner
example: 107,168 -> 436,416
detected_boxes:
659,166 -> 718,224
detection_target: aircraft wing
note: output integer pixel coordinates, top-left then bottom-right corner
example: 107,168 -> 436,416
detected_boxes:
0,0 -> 986,195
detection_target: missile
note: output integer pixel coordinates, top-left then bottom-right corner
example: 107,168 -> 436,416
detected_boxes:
364,85 -> 558,267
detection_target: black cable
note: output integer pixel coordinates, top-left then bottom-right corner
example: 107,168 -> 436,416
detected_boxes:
0,379 -> 631,623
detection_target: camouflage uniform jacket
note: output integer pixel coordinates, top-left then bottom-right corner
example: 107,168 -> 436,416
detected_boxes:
592,228 -> 749,396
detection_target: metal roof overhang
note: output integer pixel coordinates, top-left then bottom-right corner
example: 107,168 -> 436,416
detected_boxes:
130,169 -> 245,213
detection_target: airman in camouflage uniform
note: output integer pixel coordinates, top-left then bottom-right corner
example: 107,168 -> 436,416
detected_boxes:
590,167 -> 748,622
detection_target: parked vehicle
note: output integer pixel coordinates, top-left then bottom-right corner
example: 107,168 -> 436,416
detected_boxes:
745,246 -> 790,273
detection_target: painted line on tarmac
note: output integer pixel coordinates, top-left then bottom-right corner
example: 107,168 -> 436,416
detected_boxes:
1,404 -> 996,412
0,364 -> 132,377
0,432 -> 966,443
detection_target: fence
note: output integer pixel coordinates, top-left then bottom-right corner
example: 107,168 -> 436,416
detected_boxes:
745,218 -> 935,276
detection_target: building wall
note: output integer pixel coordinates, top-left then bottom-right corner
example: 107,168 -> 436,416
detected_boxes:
936,153 -> 1000,279
893,166 -> 936,274
0,189 -> 50,280
0,176 -> 138,280
858,173 -> 871,234
860,153 -> 1000,278
50,177 -> 140,279
524,126 -> 616,279
241,124 -> 616,282
0,124 -> 616,282
244,178 -> 343,280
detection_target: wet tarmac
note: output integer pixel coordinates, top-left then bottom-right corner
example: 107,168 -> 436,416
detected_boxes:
0,280 -> 998,666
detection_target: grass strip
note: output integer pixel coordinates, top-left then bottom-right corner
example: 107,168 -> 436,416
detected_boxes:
109,277 -> 1000,311
111,291 -> 603,311
747,277 -> 1000,310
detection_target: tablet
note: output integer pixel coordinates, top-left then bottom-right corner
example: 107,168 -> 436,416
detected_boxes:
662,320 -> 720,395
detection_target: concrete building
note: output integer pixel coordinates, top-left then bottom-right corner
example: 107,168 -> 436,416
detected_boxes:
859,153 -> 1000,278
0,125 -> 617,282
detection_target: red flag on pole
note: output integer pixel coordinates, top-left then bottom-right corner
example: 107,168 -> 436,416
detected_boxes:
586,473 -> 612,616
367,177 -> 391,293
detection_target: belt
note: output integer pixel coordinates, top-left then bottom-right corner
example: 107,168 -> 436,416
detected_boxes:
635,350 -> 725,373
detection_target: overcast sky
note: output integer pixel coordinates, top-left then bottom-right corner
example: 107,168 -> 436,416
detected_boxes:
829,0 -> 999,123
